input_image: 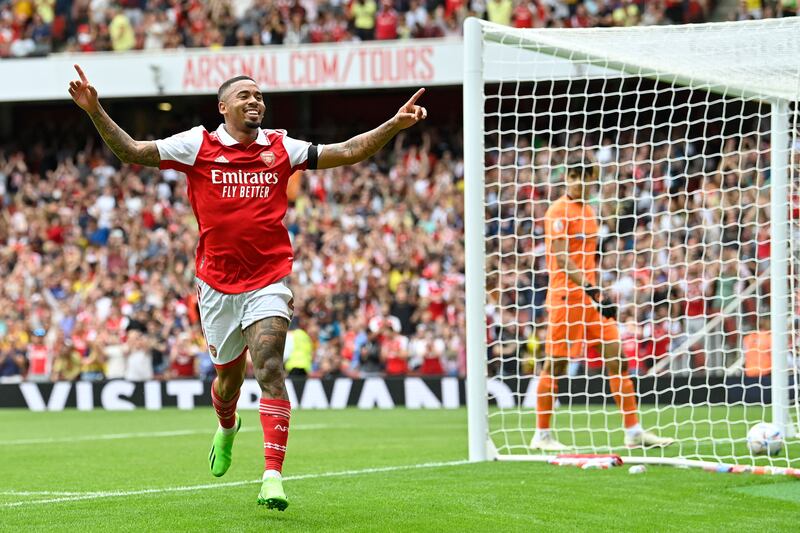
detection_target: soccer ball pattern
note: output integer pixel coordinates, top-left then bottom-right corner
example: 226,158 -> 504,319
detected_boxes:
747,423 -> 784,456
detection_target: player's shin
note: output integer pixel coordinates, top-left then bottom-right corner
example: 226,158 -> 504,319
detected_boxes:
532,370 -> 568,451
608,373 -> 641,432
536,372 -> 557,431
211,377 -> 240,430
209,376 -> 243,477
259,398 -> 291,476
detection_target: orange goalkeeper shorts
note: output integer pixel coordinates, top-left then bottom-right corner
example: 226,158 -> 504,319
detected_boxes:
545,294 -> 620,358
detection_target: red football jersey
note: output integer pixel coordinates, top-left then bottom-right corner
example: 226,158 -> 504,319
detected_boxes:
156,124 -> 321,294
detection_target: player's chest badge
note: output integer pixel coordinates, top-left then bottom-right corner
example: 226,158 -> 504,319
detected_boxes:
260,151 -> 275,167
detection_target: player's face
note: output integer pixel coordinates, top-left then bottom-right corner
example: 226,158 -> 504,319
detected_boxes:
566,171 -> 585,199
566,170 -> 596,200
220,80 -> 266,130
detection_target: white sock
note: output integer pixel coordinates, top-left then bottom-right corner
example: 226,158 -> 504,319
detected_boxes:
263,469 -> 282,480
535,429 -> 551,440
625,424 -> 643,438
220,423 -> 237,436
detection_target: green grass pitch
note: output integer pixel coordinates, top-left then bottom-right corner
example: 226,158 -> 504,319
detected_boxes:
1,408 -> 799,531
489,405 -> 800,463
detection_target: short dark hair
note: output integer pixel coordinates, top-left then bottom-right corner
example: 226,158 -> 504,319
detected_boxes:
218,75 -> 257,101
567,164 -> 596,181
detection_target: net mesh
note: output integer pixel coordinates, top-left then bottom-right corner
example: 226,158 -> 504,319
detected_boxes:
477,19 -> 800,466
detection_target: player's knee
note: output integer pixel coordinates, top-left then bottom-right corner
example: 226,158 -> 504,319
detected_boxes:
542,357 -> 567,377
604,355 -> 628,376
254,355 -> 285,394
602,341 -> 621,358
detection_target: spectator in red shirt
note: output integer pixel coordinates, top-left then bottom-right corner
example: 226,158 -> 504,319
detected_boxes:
380,323 -> 409,375
419,329 -> 445,375
569,4 -> 592,28
75,24 -> 95,53
375,0 -> 399,40
168,332 -> 199,378
445,0 -> 464,18
513,0 -> 535,28
641,305 -> 672,369
26,328 -> 50,382
621,319 -> 644,375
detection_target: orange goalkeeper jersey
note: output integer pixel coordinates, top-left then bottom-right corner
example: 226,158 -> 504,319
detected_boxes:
544,195 -> 599,302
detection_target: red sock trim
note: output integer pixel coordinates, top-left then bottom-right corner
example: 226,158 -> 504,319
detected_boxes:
259,398 -> 291,473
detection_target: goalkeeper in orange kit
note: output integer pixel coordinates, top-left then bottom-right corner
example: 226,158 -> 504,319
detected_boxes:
531,165 -> 674,451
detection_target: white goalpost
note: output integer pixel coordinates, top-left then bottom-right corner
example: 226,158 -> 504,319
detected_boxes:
464,17 -> 800,467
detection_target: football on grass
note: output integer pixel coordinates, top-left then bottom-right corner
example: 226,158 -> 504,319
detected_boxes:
747,422 -> 784,456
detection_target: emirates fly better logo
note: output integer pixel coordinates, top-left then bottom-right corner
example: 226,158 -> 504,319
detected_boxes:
212,151 -> 279,199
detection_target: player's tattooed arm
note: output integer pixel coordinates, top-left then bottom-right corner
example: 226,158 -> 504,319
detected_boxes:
244,317 -> 290,400
68,64 -> 160,168
88,108 -> 160,167
318,88 -> 428,169
319,120 -> 401,168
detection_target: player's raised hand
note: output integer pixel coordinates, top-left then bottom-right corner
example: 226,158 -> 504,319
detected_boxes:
394,88 -> 428,130
68,64 -> 99,114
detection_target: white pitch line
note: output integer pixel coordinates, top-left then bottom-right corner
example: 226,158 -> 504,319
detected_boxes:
0,424 -> 331,446
1,460 -> 469,508
0,491 -> 100,497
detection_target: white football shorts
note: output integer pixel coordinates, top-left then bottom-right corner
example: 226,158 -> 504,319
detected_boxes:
196,277 -> 294,367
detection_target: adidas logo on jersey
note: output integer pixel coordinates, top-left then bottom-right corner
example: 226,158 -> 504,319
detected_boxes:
214,155 -> 229,163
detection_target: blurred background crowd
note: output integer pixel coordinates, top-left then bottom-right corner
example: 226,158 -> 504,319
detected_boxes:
485,122 -> 783,380
0,0 -> 735,59
0,123 -> 471,383
0,0 -> 793,384
2,108 -> 790,383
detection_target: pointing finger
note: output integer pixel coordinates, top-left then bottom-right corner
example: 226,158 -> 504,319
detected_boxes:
74,64 -> 88,83
404,88 -> 425,107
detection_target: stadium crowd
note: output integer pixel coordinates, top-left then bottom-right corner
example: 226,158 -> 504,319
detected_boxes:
0,0 -> 788,384
486,120 -> 780,379
0,124 -> 470,383
0,0 -> 725,59
0,102 -> 785,383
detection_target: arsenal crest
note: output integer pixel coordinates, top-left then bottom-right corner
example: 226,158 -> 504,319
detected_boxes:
260,151 -> 275,167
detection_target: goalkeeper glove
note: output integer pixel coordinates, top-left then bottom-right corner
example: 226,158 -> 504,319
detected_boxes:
583,285 -> 618,320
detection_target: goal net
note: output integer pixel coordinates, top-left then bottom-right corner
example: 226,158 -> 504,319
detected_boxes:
464,18 -> 800,468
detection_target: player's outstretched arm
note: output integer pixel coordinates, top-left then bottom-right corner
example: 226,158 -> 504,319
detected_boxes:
68,64 -> 160,167
317,88 -> 428,169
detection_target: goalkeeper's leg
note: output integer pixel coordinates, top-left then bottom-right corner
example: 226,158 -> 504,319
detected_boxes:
602,341 -> 674,448
531,357 -> 570,451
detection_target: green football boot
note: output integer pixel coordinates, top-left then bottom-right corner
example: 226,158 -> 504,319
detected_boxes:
208,414 -> 241,477
257,476 -> 289,511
